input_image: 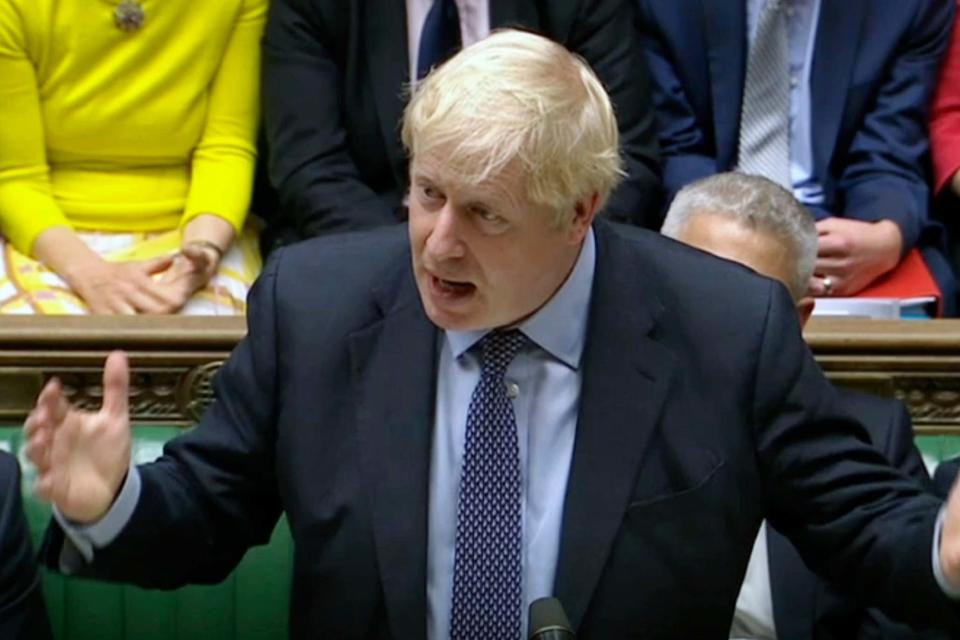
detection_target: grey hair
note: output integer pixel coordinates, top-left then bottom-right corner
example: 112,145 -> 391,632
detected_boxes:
661,173 -> 817,299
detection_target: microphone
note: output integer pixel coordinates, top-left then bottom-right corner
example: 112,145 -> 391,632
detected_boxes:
528,597 -> 575,639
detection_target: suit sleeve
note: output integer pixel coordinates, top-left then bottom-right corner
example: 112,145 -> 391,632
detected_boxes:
837,0 -> 955,252
562,0 -> 663,227
0,453 -> 52,639
262,0 -> 397,238
753,282 -> 960,632
634,0 -> 716,203
884,400 -> 932,486
930,0 -> 960,197
42,256 -> 285,588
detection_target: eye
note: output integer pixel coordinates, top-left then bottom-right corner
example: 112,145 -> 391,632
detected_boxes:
471,206 -> 502,224
422,185 -> 442,200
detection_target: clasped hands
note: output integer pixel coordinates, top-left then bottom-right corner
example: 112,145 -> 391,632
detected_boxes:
69,241 -> 221,315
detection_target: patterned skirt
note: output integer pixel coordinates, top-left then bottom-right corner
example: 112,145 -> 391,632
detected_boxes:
0,226 -> 262,315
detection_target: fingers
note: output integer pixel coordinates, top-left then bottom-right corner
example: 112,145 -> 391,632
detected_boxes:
24,378 -> 67,473
139,254 -> 176,276
816,233 -> 851,259
101,351 -> 130,419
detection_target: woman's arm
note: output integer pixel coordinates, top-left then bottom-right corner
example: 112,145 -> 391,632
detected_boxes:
931,0 -> 960,196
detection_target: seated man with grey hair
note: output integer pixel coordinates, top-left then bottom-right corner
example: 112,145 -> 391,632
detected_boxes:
22,30 -> 960,639
663,172 -> 944,640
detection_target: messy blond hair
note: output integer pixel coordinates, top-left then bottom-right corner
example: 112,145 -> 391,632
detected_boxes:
401,29 -> 624,228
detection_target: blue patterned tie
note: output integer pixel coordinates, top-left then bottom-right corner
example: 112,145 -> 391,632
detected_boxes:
450,330 -> 526,640
417,0 -> 462,80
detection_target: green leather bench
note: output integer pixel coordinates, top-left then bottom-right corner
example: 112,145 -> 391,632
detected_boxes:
2,425 -> 959,640
0,426 -> 293,640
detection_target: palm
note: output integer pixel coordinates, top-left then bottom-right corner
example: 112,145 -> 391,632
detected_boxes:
47,408 -> 130,522
25,351 -> 133,524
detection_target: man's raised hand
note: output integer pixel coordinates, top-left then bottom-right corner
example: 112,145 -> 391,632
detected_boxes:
24,351 -> 133,523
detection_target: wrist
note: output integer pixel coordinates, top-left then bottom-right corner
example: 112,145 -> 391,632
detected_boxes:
182,239 -> 225,261
873,220 -> 903,267
60,254 -> 109,290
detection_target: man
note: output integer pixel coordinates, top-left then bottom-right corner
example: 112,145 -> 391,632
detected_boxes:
24,31 -> 960,638
261,0 -> 661,247
0,451 -> 53,639
663,172 -> 946,639
635,0 -> 956,308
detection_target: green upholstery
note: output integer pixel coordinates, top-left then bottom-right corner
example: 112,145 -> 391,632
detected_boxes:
0,426 -> 292,640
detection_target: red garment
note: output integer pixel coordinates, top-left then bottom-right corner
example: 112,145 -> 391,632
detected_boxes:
931,0 -> 960,195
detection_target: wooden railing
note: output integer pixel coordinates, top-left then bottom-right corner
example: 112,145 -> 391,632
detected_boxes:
0,316 -> 956,433
805,318 -> 960,434
0,316 -> 244,425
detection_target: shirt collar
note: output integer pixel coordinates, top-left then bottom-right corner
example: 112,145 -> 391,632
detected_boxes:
445,227 -> 596,370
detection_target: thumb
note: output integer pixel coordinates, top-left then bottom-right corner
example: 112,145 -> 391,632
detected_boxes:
101,350 -> 130,419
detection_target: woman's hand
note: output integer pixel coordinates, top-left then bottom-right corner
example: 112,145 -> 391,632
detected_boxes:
150,242 -> 222,310
70,256 -> 182,314
33,226 -> 180,314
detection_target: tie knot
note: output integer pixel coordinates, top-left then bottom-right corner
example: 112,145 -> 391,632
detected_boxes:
479,330 -> 526,377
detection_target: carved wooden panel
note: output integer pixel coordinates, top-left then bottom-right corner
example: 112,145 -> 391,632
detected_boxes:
0,316 -> 243,426
0,316 -> 958,434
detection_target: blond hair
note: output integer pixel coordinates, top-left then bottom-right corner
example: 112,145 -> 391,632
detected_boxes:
401,29 -> 624,227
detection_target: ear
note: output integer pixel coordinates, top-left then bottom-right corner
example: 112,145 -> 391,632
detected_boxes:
567,192 -> 602,244
796,297 -> 815,328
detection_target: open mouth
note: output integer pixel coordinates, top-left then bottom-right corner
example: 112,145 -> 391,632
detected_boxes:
430,274 -> 476,299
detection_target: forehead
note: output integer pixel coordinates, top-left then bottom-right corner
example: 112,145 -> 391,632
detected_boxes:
411,152 -> 528,203
678,213 -> 793,286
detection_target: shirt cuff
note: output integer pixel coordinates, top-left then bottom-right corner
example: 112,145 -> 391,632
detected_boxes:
52,465 -> 142,569
933,506 -> 960,599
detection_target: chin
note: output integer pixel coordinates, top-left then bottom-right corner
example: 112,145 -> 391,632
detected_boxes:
424,307 -> 484,331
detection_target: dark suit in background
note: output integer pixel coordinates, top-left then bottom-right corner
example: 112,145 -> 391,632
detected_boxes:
635,0 -> 956,308
261,0 -> 662,245
41,222 -> 960,638
0,451 -> 52,640
767,389 -> 950,640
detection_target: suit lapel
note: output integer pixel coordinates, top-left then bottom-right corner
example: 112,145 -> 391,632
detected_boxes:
810,0 -> 865,175
350,264 -> 437,640
554,224 -> 678,629
365,0 -> 411,184
702,0 -> 747,169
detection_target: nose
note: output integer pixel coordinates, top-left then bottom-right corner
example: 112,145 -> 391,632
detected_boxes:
424,204 -> 466,261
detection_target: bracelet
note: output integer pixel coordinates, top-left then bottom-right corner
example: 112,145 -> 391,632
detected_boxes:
183,239 -> 225,261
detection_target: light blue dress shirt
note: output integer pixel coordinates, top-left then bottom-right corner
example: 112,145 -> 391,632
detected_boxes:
427,229 -> 595,639
746,0 -> 825,207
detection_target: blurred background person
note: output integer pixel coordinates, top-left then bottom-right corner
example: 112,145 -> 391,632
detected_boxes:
260,0 -> 662,250
0,450 -> 52,639
663,172 -> 944,640
0,0 -> 266,315
638,0 -> 956,310
932,0 -> 960,287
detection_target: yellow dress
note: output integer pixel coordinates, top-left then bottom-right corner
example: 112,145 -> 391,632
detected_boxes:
0,0 -> 266,314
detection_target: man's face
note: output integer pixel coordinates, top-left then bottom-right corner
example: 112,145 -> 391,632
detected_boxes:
408,151 -> 591,331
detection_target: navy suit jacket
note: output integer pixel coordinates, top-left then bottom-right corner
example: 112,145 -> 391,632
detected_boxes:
43,222 -> 960,638
0,452 -> 52,640
262,0 -> 662,244
636,0 -> 954,284
767,389 -> 952,640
